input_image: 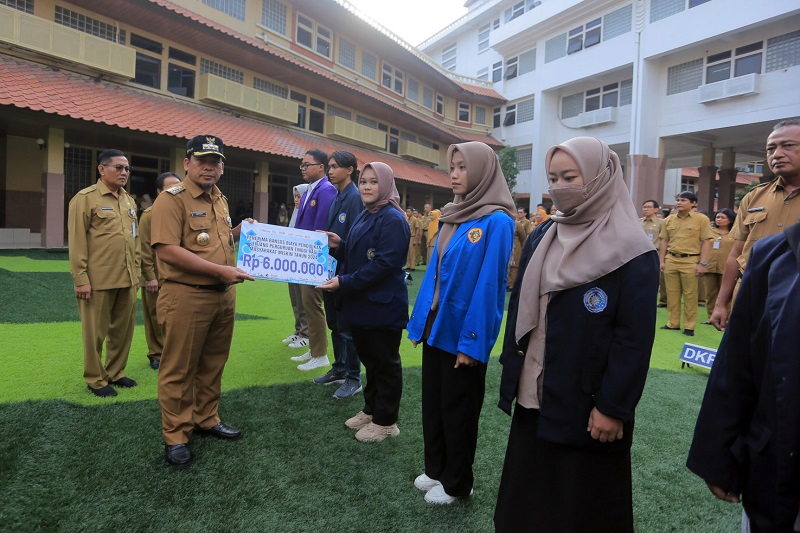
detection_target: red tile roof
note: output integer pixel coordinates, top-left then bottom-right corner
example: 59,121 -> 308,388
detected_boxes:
454,81 -> 506,101
0,55 -> 450,188
681,168 -> 762,185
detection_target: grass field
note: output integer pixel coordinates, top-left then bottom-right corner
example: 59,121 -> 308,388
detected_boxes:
0,249 -> 740,531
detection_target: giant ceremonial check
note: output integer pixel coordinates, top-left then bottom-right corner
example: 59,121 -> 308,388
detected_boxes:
237,221 -> 336,285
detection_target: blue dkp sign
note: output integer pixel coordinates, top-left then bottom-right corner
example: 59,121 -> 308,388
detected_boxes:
679,343 -> 717,370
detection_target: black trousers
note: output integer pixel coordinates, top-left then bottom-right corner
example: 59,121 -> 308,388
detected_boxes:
421,342 -> 487,497
350,327 -> 402,426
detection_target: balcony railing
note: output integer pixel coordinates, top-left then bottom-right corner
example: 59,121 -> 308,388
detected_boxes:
399,140 -> 440,165
324,116 -> 386,149
198,74 -> 298,124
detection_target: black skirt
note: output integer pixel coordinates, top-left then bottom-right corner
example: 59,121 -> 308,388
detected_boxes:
494,405 -> 633,533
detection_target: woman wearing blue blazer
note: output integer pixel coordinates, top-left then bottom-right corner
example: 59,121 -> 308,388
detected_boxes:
317,162 -> 410,443
407,141 -> 516,504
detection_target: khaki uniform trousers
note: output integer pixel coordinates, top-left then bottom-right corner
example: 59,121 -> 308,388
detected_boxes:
141,285 -> 163,362
157,281 -> 236,445
427,243 -> 435,265
507,263 -> 519,290
664,256 -> 700,330
300,284 -> 328,357
407,242 -> 419,269
78,286 -> 137,389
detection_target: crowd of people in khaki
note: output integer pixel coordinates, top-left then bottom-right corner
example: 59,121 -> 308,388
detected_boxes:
67,118 -> 800,527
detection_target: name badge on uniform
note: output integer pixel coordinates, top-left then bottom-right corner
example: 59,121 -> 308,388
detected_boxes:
191,212 -> 207,217
747,206 -> 765,213
100,206 -> 113,210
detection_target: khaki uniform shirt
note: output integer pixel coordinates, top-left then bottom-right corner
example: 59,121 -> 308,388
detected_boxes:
660,211 -> 712,255
706,227 -> 736,274
139,207 -> 158,283
150,178 -> 235,285
730,177 -> 800,273
68,180 -> 139,289
640,215 -> 664,249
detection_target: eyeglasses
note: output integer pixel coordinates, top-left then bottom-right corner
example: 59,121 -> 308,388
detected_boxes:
104,164 -> 131,173
299,163 -> 323,170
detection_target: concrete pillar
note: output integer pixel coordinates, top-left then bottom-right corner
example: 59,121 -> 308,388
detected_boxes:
41,128 -> 65,248
717,150 -> 738,211
400,183 -> 408,208
627,154 -> 666,212
253,160 -> 269,223
170,147 -> 185,177
696,166 -> 717,215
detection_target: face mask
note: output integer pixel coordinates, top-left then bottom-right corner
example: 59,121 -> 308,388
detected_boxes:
548,159 -> 611,214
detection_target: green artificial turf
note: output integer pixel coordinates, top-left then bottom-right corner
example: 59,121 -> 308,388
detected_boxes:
0,251 -> 740,531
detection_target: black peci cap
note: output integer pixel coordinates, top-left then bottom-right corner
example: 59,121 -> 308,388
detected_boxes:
186,135 -> 225,160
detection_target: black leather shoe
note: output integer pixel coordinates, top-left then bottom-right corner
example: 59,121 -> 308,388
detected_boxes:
660,325 -> 680,331
194,422 -> 243,440
656,304 -> 667,308
165,444 -> 191,469
683,329 -> 695,336
87,384 -> 117,397
149,359 -> 160,370
110,376 -> 138,388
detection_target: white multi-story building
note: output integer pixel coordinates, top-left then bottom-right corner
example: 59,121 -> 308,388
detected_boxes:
421,0 -> 800,212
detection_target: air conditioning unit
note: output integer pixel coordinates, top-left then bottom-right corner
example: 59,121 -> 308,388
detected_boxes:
577,106 -> 617,127
698,73 -> 759,104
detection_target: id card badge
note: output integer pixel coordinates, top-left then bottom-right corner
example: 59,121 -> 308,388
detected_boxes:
713,240 -> 720,249
132,222 -> 137,238
647,232 -> 654,241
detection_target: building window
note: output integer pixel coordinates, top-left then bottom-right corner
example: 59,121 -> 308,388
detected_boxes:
168,64 -> 195,97
766,30 -> 800,72
478,24 -> 490,52
492,61 -> 503,82
200,59 -> 243,83
475,106 -> 487,125
382,62 -> 404,95
493,18 -> 500,30
650,0 -> 708,23
620,78 -> 633,105
408,78 -> 419,103
505,56 -> 518,80
131,33 -> 163,55
519,49 -> 536,76
517,146 -> 533,171
54,6 -> 125,44
64,147 -> 95,201
442,43 -> 457,71
361,51 -> 377,81
327,104 -> 351,120
435,94 -> 444,115
503,104 -> 517,126
667,59 -> 703,94
477,67 -> 489,81
517,98 -> 535,122
493,107 -> 501,128
134,54 -> 160,89
356,115 -> 378,129
202,0 -> 245,21
292,91 -> 307,128
169,47 -> 196,65
296,14 -> 331,58
706,42 -> 762,84
603,4 -> 632,41
568,18 -> 601,55
458,102 -> 471,122
309,97 -> 325,133
0,0 -> 33,14
400,132 -> 417,142
504,1 -> 525,22
680,177 -> 697,193
545,33 -> 567,63
423,86 -> 434,109
254,77 -> 288,98
262,0 -> 287,35
561,92 -> 584,119
338,38 -> 356,70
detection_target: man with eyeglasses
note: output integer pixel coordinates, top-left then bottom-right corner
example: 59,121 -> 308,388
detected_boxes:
293,149 -> 337,371
68,149 -> 140,398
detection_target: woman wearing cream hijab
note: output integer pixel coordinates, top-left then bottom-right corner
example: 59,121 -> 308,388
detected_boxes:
494,137 -> 659,532
408,141 -> 515,504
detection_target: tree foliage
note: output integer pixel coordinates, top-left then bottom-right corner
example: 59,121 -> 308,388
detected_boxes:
498,146 -> 519,195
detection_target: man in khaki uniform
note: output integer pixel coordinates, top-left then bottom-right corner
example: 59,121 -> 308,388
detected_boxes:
641,199 -> 667,307
710,118 -> 800,330
139,171 -> 181,370
420,203 -> 433,265
406,208 -> 423,270
69,149 -> 140,398
658,191 -> 712,336
151,135 -> 254,469
507,208 -> 529,290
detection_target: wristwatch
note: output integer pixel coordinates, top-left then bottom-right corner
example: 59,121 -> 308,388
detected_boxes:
698,260 -> 709,266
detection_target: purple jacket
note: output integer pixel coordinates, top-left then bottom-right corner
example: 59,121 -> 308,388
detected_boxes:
296,177 -> 337,231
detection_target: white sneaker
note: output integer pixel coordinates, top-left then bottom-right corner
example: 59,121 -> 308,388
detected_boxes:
288,337 -> 310,348
414,473 -> 441,492
345,411 -> 373,430
297,355 -> 330,371
282,334 -> 301,344
424,484 -> 473,505
354,422 -> 400,443
290,351 -> 312,362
